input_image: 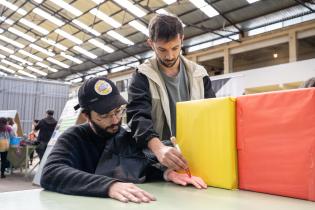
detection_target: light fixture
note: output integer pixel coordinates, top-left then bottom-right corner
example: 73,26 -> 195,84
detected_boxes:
0,0 -> 27,15
9,55 -> 33,65
18,70 -> 37,78
30,43 -> 55,56
110,65 -> 129,73
273,53 -> 278,58
187,41 -> 213,53
0,35 -> 25,48
55,29 -> 83,45
27,66 -> 47,76
0,64 -> 15,74
200,5 -> 219,18
90,8 -> 121,28
163,0 -> 176,4
50,0 -> 82,17
84,75 -> 96,80
189,0 -> 206,8
107,30 -> 134,45
19,19 -> 49,35
47,57 -> 70,68
41,38 -> 68,51
0,45 -> 14,54
110,61 -> 140,73
33,0 -> 43,3
19,50 -> 43,62
36,62 -> 58,72
90,0 -> 105,4
65,73 -> 83,81
33,8 -> 65,26
0,16 -> 14,25
60,52 -> 83,64
128,20 -> 149,36
88,39 -> 114,53
112,0 -> 147,17
72,20 -> 101,36
189,0 -> 219,18
8,27 -> 36,42
0,54 -> 5,59
1,59 -> 23,70
73,46 -> 97,59
156,9 -> 169,15
70,77 -> 83,83
247,0 -> 260,3
96,70 -> 108,76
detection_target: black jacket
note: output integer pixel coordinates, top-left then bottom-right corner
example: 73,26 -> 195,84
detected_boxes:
127,72 -> 216,148
35,116 -> 57,144
40,123 -> 163,198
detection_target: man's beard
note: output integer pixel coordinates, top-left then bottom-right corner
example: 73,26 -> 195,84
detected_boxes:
90,119 -> 122,138
157,54 -> 180,68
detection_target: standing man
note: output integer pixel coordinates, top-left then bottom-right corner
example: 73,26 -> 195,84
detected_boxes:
35,109 -> 57,161
127,14 -> 216,171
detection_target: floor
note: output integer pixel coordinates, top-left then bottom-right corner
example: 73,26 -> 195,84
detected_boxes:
0,159 -> 41,192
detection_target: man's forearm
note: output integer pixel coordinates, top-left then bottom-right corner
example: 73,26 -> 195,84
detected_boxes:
147,137 -> 164,154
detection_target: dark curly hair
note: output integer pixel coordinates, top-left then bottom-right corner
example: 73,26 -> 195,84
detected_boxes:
148,14 -> 184,42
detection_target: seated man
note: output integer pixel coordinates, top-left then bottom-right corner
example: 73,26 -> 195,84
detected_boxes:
41,76 -> 206,203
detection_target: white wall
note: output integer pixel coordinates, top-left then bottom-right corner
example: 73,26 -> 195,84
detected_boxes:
212,58 -> 315,97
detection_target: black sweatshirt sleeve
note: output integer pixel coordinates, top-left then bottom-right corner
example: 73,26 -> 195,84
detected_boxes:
126,72 -> 159,148
34,120 -> 42,131
203,76 -> 216,98
40,129 -> 118,198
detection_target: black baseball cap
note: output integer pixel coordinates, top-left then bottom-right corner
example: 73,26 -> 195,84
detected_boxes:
74,76 -> 127,115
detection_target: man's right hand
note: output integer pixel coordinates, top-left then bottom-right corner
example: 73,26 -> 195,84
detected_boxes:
108,182 -> 156,203
148,137 -> 188,171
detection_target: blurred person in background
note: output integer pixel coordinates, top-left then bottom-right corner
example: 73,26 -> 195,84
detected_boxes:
0,117 -> 15,178
35,110 -> 57,161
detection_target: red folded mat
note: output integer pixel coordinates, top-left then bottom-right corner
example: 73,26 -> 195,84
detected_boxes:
237,88 -> 315,201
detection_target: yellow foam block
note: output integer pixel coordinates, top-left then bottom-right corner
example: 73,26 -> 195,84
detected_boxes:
176,97 -> 238,189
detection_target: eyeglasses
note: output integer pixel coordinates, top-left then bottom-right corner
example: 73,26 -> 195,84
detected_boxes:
95,106 -> 126,123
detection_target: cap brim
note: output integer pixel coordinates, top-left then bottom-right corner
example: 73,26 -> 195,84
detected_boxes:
90,94 -> 127,115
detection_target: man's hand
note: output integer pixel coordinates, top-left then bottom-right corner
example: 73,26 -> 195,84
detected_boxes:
167,170 -> 207,189
108,182 -> 156,203
148,137 -> 188,170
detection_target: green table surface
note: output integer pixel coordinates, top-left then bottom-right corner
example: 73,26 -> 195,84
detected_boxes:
0,182 -> 314,210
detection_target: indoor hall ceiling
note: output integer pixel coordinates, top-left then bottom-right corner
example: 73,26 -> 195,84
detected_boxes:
0,0 -> 314,81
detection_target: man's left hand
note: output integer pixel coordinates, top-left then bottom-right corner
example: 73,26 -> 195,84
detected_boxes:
166,170 -> 207,189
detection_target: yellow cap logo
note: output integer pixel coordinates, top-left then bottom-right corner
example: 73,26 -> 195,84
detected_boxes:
94,80 -> 112,95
